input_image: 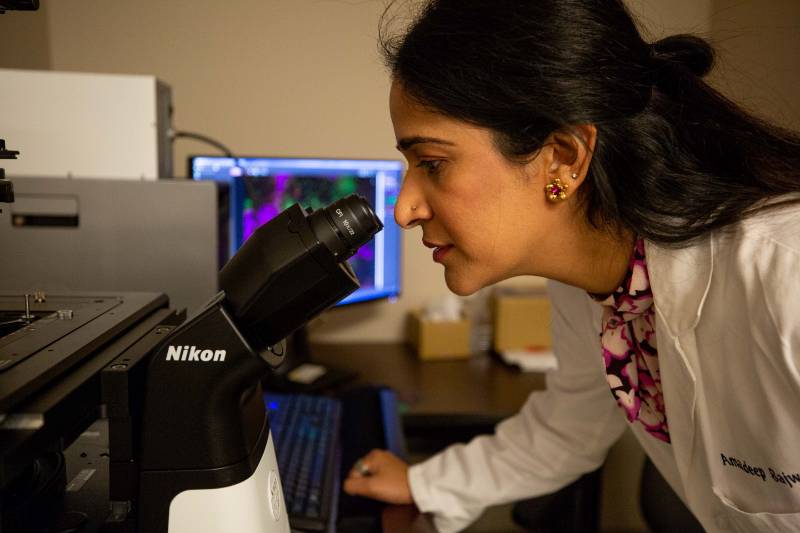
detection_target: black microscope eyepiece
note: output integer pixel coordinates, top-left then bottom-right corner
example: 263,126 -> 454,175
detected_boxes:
307,195 -> 383,261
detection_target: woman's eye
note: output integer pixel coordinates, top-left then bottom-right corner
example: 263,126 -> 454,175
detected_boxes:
416,159 -> 443,176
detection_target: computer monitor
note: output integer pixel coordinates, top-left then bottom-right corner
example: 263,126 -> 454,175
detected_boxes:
189,156 -> 403,307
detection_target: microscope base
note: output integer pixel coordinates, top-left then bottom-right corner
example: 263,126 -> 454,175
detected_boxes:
167,431 -> 290,533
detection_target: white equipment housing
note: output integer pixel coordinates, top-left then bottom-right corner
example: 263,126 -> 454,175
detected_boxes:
0,68 -> 172,179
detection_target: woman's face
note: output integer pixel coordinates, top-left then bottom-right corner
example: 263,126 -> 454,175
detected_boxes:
390,81 -> 569,295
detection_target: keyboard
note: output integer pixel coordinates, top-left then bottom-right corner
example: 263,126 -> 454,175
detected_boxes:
265,392 -> 342,531
265,387 -> 408,532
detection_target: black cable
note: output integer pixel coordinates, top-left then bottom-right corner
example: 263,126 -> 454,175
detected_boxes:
170,129 -> 234,158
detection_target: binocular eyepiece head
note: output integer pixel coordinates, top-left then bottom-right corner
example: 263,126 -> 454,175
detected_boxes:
219,194 -> 383,353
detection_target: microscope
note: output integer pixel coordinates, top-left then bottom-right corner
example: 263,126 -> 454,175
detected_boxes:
99,194 -> 382,532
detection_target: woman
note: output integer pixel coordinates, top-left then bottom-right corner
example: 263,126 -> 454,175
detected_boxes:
344,1 -> 800,531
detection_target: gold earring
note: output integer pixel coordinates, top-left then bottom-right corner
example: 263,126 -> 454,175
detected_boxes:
545,177 -> 569,202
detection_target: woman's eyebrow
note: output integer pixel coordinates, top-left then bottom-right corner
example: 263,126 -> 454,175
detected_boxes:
395,136 -> 456,152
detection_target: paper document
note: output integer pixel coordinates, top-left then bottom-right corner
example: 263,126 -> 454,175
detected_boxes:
287,363 -> 327,384
498,349 -> 558,372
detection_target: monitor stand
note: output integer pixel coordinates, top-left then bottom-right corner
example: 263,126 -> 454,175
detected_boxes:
261,326 -> 356,394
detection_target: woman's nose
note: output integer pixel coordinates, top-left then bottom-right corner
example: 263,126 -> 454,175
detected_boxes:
395,176 -> 430,229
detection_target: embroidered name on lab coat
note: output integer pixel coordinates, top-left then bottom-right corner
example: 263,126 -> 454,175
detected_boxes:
721,453 -> 800,488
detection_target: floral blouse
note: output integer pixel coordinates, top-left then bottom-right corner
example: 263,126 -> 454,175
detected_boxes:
594,238 -> 670,443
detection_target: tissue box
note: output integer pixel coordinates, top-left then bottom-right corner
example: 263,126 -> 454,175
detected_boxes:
492,287 -> 551,352
407,310 -> 471,360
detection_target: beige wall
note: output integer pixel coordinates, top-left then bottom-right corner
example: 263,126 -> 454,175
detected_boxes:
710,0 -> 800,130
0,7 -> 50,69
627,0 -> 712,37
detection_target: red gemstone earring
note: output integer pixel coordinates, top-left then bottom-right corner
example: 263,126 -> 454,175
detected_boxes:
545,177 -> 569,202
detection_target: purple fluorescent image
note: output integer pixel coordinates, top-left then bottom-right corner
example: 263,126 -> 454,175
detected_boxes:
354,245 -> 374,262
242,174 -> 290,240
238,172 -> 380,289
243,203 -> 279,240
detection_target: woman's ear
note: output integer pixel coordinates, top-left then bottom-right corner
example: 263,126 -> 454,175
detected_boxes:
545,124 -> 597,192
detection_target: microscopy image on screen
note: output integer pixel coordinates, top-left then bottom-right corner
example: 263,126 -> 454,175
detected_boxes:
191,155 -> 403,306
240,174 -> 378,287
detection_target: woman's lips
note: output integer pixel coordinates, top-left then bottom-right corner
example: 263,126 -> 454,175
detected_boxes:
432,244 -> 453,263
422,240 -> 453,263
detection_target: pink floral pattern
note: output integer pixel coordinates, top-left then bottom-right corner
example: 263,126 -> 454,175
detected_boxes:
594,239 -> 669,443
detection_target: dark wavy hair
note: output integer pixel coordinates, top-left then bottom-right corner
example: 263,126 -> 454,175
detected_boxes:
380,0 -> 800,245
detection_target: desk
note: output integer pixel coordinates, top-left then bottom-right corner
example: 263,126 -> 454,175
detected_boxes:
312,342 -> 545,425
312,343 -> 547,533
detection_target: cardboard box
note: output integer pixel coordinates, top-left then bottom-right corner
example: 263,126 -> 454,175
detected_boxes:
492,287 -> 551,352
407,310 -> 471,360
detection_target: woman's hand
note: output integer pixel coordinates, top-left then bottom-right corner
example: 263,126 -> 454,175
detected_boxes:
343,449 -> 413,505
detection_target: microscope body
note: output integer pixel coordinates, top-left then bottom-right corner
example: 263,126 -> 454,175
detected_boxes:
102,196 -> 380,532
130,296 -> 289,533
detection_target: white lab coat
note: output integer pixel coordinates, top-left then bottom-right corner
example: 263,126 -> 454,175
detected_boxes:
408,204 -> 800,533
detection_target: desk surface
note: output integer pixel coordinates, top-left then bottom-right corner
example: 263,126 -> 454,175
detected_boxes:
311,343 -> 545,424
